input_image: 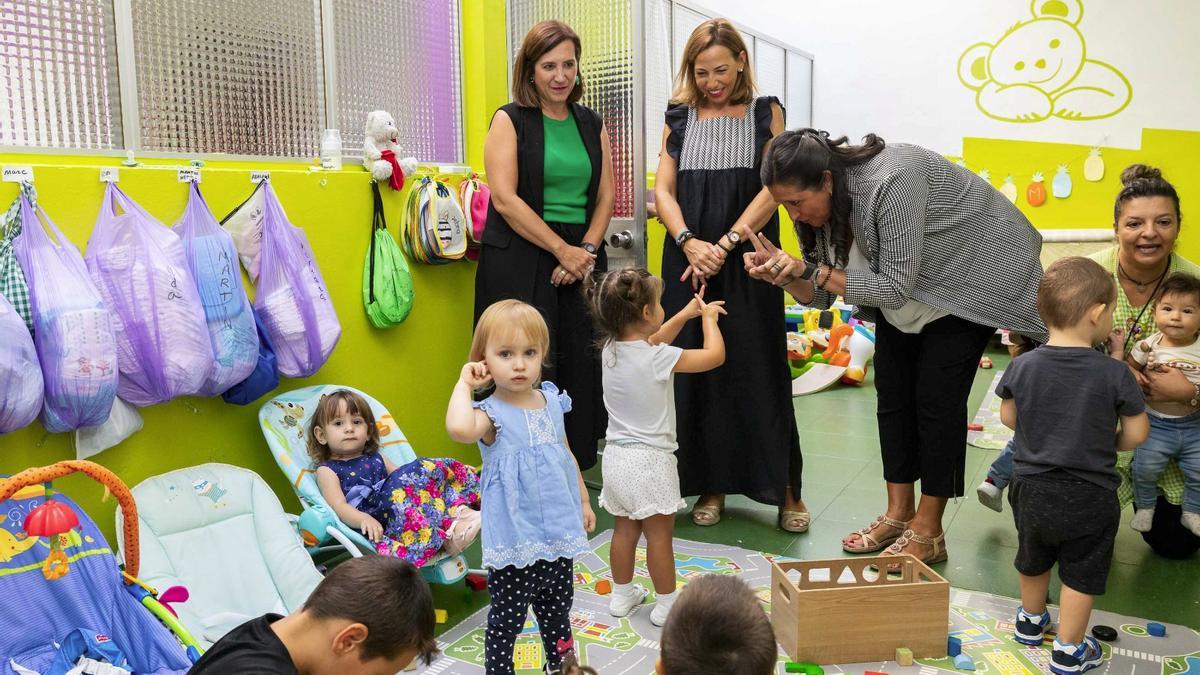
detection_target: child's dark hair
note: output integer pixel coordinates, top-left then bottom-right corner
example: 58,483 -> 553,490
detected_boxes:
659,575 -> 777,675
1037,256 -> 1116,330
303,556 -> 438,664
306,390 -> 380,464
1158,272 -> 1200,304
583,267 -> 664,347
1114,164 -> 1182,225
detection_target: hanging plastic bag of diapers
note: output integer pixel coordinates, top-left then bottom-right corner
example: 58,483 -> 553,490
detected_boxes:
85,183 -> 214,406
255,183 -> 341,377
13,197 -> 118,433
174,182 -> 260,395
402,176 -> 467,264
0,291 -> 43,434
364,182 -> 414,328
220,180 -> 268,281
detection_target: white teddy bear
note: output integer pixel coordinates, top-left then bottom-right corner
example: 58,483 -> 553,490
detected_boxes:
363,110 -> 418,190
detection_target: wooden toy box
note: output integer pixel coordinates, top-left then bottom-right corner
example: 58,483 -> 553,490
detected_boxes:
770,554 -> 949,664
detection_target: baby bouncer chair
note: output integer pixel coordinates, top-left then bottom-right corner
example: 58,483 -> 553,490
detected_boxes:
259,384 -> 482,585
0,460 -> 199,674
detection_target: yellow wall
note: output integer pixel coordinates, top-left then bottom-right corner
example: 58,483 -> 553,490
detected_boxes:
961,128 -> 1200,262
0,156 -> 480,541
0,0 -> 512,545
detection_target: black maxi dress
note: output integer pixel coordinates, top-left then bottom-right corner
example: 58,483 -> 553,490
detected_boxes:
661,95 -> 803,505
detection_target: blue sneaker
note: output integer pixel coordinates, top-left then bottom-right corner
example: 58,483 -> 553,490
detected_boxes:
1014,607 -> 1052,645
1051,636 -> 1104,674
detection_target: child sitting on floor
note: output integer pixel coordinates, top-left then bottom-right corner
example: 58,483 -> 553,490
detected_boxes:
583,269 -> 726,627
311,389 -> 481,566
445,299 -> 596,675
190,555 -> 437,674
656,574 -> 777,675
997,256 -> 1148,675
1126,272 -> 1200,536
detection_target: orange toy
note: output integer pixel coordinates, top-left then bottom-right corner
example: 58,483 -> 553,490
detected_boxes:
821,324 -> 854,361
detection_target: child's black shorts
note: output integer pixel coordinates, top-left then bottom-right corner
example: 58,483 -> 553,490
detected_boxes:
1009,470 -> 1119,596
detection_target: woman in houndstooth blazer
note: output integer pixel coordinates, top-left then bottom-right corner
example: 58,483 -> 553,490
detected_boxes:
743,129 -> 1046,566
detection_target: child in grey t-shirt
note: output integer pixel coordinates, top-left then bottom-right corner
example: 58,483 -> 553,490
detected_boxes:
996,257 -> 1147,675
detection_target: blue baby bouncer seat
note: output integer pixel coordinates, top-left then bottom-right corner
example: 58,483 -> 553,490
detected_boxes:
0,461 -> 196,675
259,384 -> 475,584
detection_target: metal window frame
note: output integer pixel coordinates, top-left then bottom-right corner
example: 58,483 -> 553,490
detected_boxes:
3,0 -> 466,165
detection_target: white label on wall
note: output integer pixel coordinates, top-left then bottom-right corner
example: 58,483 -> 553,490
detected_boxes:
2,165 -> 34,182
251,170 -> 271,183
100,167 -> 120,182
178,168 -> 201,183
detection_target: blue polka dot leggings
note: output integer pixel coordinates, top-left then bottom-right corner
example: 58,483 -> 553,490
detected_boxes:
485,557 -> 575,675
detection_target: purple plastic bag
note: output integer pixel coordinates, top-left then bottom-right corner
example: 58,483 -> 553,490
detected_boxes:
173,183 -> 259,396
85,184 -> 213,406
0,290 -> 43,433
254,184 -> 341,378
12,197 -> 118,433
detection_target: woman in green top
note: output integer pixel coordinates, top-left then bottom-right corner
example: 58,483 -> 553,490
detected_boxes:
1089,164 -> 1200,558
475,20 -> 615,469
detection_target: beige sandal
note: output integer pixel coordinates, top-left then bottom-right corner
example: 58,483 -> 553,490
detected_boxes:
842,514 -> 911,553
691,497 -> 724,526
779,510 -> 811,533
880,529 -> 948,568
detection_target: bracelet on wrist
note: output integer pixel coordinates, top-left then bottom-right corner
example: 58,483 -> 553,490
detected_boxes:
815,265 -> 829,290
1190,381 -> 1200,408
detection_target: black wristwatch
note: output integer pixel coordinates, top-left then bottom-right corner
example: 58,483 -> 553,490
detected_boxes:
798,260 -> 817,280
581,242 -> 597,254
726,230 -> 742,246
674,229 -> 695,247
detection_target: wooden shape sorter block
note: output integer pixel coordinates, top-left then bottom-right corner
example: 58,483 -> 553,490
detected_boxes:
770,555 -> 950,664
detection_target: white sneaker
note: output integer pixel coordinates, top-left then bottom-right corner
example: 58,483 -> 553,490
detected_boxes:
608,584 -> 649,617
976,480 -> 1004,513
1130,508 -> 1155,532
650,599 -> 672,626
1182,512 -> 1200,537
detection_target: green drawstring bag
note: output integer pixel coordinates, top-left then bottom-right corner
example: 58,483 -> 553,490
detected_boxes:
364,182 -> 414,327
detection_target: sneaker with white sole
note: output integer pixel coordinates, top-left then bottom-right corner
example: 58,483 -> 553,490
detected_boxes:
608,584 -> 649,617
1051,636 -> 1104,674
1014,607 -> 1052,645
976,480 -> 1004,513
1130,507 -> 1155,532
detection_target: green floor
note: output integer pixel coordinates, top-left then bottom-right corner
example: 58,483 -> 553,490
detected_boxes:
431,345 -> 1200,631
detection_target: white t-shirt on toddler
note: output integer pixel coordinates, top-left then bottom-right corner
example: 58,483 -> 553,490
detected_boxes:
601,340 -> 684,451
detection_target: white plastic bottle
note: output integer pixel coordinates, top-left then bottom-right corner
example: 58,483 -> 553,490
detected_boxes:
320,129 -> 343,170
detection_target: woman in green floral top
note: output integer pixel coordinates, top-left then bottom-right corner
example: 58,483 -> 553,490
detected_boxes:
1088,164 -> 1200,558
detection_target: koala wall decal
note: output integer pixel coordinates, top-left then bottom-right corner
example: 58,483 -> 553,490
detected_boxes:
957,0 -> 1132,123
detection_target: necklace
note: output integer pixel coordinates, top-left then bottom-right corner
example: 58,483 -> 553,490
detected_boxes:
1118,260 -> 1168,294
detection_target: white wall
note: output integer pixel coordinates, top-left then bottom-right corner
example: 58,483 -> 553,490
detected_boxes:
698,0 -> 1200,153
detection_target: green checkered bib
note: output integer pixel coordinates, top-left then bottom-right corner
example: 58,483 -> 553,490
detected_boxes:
0,183 -> 35,334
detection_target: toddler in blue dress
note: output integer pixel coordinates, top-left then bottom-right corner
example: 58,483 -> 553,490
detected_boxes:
446,299 -> 596,675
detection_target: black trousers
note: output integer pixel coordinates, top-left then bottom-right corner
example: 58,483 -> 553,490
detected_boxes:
485,557 -> 574,675
1141,496 -> 1200,558
874,312 -> 995,497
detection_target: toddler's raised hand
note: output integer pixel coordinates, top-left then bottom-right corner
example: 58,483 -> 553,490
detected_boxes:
698,295 -> 727,321
460,361 -> 492,389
